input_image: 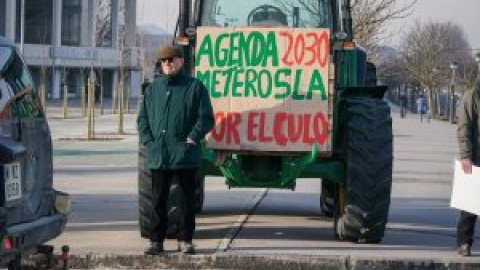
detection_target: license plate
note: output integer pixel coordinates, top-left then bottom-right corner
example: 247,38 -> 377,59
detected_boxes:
4,162 -> 22,201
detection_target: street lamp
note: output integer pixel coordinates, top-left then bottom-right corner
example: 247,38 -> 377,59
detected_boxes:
450,62 -> 458,124
432,67 -> 439,117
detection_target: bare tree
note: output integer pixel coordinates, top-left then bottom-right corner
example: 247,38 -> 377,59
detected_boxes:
87,69 -> 96,139
276,0 -> 329,27
79,68 -> 86,117
99,58 -> 105,115
38,59 -> 48,113
277,0 -> 416,57
117,50 -> 126,134
455,52 -> 479,93
95,0 -> 128,134
116,0 -> 128,133
400,21 -> 475,118
62,67 -> 69,119
136,31 -> 151,113
95,0 -> 113,116
378,56 -> 407,88
36,26 -> 50,114
351,0 -> 416,58
96,0 -> 113,47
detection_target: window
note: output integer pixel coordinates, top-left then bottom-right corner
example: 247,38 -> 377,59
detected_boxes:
0,47 -> 40,119
62,0 -> 81,46
0,0 -> 6,36
201,0 -> 329,28
96,0 -> 113,47
16,0 -> 54,44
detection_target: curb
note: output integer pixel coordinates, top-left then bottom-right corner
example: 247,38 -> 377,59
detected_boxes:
25,253 -> 480,270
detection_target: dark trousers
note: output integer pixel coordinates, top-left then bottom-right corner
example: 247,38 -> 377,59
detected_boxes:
457,210 -> 477,247
150,168 -> 197,243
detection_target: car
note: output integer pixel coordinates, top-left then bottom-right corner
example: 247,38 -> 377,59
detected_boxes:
0,36 -> 70,268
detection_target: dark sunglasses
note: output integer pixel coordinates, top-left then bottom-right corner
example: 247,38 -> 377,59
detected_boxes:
160,57 -> 176,63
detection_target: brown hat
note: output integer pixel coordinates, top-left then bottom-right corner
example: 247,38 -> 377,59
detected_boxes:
157,45 -> 184,59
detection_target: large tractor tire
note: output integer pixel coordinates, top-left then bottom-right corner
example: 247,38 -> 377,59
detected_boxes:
138,145 -> 181,238
320,180 -> 335,218
138,146 -> 180,238
335,97 -> 393,243
138,145 -> 152,238
195,173 -> 206,214
138,145 -> 206,239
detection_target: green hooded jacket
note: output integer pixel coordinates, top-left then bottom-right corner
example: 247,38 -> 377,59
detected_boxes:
137,73 -> 214,170
457,82 -> 480,165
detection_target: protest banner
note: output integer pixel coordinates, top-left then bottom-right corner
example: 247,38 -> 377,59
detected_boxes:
195,27 -> 331,153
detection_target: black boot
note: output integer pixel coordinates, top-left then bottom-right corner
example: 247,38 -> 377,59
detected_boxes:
458,244 -> 471,257
182,241 -> 195,254
144,241 -> 164,255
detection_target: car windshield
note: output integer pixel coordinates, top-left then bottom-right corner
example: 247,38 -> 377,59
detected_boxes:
201,0 -> 329,28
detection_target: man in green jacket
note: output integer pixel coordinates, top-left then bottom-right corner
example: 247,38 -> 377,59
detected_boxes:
137,45 -> 214,255
456,78 -> 480,257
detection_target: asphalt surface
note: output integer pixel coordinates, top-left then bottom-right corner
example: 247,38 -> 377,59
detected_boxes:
30,98 -> 480,269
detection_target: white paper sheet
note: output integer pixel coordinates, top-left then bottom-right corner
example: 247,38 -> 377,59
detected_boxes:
450,160 -> 480,215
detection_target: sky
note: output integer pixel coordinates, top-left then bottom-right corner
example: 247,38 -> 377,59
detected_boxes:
136,0 -> 480,51
389,0 -> 480,51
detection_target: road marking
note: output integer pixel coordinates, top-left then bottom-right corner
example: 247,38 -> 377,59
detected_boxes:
216,188 -> 268,252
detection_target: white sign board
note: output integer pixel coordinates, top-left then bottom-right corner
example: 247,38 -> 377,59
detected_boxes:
450,160 -> 480,215
195,27 -> 331,153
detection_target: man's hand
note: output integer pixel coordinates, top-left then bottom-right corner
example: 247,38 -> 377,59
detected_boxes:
145,140 -> 153,146
461,159 -> 473,174
186,137 -> 196,145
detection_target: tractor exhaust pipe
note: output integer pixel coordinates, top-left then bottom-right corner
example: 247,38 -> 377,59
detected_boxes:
343,0 -> 353,41
178,0 -> 192,72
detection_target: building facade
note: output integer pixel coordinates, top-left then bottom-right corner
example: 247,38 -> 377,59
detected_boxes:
0,0 -> 141,100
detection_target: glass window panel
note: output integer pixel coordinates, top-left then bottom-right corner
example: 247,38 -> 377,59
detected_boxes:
16,0 -> 54,44
62,0 -> 82,46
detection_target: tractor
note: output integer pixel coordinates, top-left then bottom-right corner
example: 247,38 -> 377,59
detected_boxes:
139,0 -> 392,244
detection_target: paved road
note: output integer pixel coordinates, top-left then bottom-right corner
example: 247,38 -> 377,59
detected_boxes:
229,106 -> 463,259
41,100 -> 480,269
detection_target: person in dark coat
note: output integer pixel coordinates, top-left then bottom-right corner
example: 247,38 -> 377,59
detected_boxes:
137,45 -> 214,255
416,94 -> 427,122
456,78 -> 480,256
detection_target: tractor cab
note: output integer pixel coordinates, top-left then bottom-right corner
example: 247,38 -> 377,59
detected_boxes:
200,0 -> 330,28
